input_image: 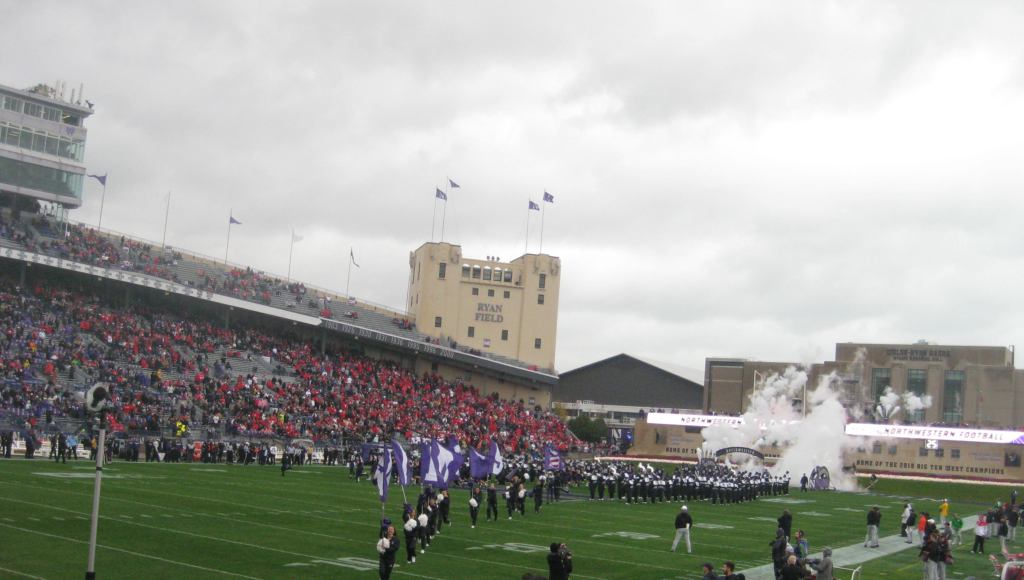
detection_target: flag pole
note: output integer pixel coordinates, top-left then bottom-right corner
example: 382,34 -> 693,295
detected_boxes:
161,191 -> 171,251
525,202 -> 530,256
431,194 -> 438,243
346,246 -> 353,297
97,181 -> 107,231
225,210 -> 233,266
540,193 -> 546,255
440,177 -> 449,243
287,228 -> 295,282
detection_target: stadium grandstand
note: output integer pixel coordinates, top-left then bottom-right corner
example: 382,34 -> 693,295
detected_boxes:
0,205 -> 582,457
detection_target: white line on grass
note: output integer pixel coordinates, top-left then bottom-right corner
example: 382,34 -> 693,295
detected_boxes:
0,523 -> 265,580
0,566 -> 52,580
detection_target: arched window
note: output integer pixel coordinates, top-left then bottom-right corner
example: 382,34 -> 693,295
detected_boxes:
462,264 -> 471,277
483,266 -> 492,281
492,267 -> 502,282
472,265 -> 481,279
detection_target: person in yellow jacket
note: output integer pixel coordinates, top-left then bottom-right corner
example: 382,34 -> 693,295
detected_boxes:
939,499 -> 949,525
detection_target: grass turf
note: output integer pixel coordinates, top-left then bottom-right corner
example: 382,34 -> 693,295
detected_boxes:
0,458 -> 1014,580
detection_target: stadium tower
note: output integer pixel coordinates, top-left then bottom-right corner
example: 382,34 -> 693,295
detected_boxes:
0,81 -> 95,220
407,241 -> 561,373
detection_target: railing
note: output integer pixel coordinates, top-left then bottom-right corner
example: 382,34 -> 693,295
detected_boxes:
60,217 -> 409,317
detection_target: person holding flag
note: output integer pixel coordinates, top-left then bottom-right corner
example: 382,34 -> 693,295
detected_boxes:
373,447 -> 393,508
401,504 -> 418,564
469,486 -> 483,528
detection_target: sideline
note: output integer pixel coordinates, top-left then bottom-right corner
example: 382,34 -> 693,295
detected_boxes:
738,515 -> 980,580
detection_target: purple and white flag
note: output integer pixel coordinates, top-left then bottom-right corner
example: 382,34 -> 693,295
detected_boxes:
391,439 -> 410,487
543,191 -> 554,203
436,188 -> 447,201
468,447 -> 490,479
488,440 -> 504,476
529,200 -> 540,211
373,446 -> 392,503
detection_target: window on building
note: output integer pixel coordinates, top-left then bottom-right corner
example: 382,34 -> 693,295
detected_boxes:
22,102 -> 42,118
934,448 -> 944,458
487,289 -> 494,297
951,449 -> 960,459
918,447 -> 929,457
888,445 -> 898,455
871,368 -> 891,401
434,316 -> 442,328
539,274 -> 546,289
431,362 -> 439,372
438,263 -> 446,279
503,291 -> 510,298
472,288 -> 479,296
534,338 -> 542,349
872,443 -> 882,454
482,268 -> 492,281
537,294 -> 544,305
472,266 -> 481,279
467,327 -> 475,338
42,106 -> 60,122
504,270 -> 513,283
3,96 -> 22,113
462,264 -> 471,277
417,262 -> 421,281
943,371 -> 964,424
907,369 -> 928,423
501,330 -> 508,341
493,268 -> 502,282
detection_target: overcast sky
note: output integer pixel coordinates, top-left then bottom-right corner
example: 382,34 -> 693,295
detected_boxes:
4,2 -> 1024,373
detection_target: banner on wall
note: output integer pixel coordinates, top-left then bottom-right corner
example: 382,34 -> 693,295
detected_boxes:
845,423 -> 1024,445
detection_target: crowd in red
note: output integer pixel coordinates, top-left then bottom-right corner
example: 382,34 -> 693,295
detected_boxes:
0,277 -> 578,455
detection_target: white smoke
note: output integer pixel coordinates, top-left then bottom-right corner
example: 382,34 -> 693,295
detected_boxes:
902,391 -> 933,413
875,386 -> 902,421
701,352 -> 869,490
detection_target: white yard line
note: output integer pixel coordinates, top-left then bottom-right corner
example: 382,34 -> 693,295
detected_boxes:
0,523 -> 265,580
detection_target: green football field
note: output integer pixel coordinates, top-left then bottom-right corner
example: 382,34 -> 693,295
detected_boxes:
0,458 -> 1014,580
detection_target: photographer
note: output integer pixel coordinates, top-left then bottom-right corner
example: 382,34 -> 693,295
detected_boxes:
547,542 -> 573,580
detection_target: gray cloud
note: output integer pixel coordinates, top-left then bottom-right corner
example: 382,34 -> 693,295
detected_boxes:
3,1 -> 1024,373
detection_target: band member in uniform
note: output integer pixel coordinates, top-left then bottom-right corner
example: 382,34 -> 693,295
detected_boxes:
469,487 -> 482,528
534,478 -> 545,514
377,526 -> 399,580
402,507 -> 418,564
486,483 -> 499,521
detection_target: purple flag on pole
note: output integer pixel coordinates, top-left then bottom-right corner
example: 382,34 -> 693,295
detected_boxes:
391,439 -> 410,487
436,188 -> 447,201
488,440 -> 504,475
543,191 -> 554,203
449,179 -> 460,189
529,200 -> 540,211
468,447 -> 490,479
373,446 -> 392,503
87,173 -> 107,186
229,216 -> 242,225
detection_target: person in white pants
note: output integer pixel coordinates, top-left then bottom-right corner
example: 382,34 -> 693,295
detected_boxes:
670,506 -> 692,553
